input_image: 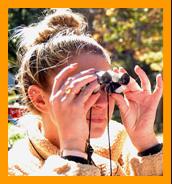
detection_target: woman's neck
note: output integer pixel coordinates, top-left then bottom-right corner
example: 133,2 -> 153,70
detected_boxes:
42,115 -> 60,148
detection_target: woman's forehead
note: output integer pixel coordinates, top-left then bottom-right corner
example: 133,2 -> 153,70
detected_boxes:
70,54 -> 111,72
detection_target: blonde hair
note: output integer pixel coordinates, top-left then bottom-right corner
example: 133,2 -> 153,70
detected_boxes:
14,9 -> 110,112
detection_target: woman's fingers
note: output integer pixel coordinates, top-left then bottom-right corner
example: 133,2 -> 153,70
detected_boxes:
62,68 -> 97,88
84,93 -> 101,112
134,65 -> 151,93
119,67 -> 127,73
152,74 -> 163,105
72,68 -> 96,79
70,75 -> 97,94
111,93 -> 129,115
115,67 -> 141,92
75,80 -> 100,104
51,66 -> 97,102
51,63 -> 78,96
113,67 -> 119,73
60,74 -> 97,103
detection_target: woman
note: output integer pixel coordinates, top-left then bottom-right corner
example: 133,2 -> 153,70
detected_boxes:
8,9 -> 163,176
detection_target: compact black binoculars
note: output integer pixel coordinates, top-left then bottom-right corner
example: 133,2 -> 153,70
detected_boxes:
96,70 -> 130,93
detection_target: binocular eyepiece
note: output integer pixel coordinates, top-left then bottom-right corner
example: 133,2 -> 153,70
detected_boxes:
96,70 -> 130,93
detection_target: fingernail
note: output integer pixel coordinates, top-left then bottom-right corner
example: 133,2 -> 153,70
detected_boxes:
93,87 -> 101,94
96,83 -> 100,87
157,73 -> 162,78
134,65 -> 139,70
70,63 -> 78,67
119,67 -> 125,72
93,75 -> 98,79
113,67 -> 119,73
88,68 -> 96,72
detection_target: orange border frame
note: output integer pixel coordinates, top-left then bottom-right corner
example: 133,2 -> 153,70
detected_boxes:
0,0 -> 171,183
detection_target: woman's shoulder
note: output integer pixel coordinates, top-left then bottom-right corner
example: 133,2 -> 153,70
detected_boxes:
8,134 -> 43,175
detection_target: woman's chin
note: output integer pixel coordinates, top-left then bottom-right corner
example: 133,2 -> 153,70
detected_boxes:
90,132 -> 103,138
86,119 -> 106,138
86,121 -> 106,138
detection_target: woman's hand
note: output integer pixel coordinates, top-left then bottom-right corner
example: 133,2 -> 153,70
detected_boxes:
49,63 -> 100,152
111,65 -> 163,152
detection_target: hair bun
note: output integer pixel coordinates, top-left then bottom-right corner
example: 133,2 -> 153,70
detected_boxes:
47,9 -> 86,29
35,9 -> 87,44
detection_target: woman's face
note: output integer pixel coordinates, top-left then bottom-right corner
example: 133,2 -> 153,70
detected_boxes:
47,53 -> 115,138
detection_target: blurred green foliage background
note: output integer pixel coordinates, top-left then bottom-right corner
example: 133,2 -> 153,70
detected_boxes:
8,8 -> 163,133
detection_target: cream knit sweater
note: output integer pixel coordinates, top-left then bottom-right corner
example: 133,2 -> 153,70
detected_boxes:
8,115 -> 162,176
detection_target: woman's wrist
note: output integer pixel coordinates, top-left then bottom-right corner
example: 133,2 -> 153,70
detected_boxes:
61,149 -> 87,159
60,141 -> 89,164
131,133 -> 159,152
138,143 -> 163,157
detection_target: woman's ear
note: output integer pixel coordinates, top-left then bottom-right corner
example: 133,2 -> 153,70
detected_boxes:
28,85 -> 49,113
